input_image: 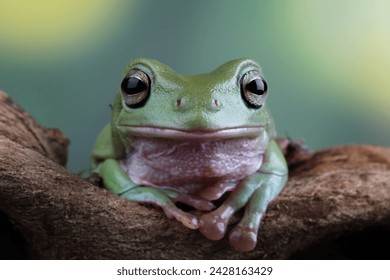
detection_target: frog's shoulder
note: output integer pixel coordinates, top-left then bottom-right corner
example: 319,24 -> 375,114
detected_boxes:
91,124 -> 114,167
91,123 -> 125,167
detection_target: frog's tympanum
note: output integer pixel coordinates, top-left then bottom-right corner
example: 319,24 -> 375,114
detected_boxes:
91,58 -> 288,251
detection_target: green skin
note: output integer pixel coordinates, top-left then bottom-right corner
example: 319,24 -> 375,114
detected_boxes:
91,58 -> 288,251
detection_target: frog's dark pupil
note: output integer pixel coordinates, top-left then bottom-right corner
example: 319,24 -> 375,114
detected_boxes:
121,77 -> 146,94
246,79 -> 267,95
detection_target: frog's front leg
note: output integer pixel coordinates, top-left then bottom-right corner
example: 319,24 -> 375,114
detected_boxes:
199,140 -> 288,251
98,159 -> 199,229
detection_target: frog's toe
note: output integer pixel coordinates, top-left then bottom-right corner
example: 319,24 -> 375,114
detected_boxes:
229,225 -> 257,252
178,213 -> 199,229
199,214 -> 228,240
121,186 -> 200,229
162,206 -> 199,229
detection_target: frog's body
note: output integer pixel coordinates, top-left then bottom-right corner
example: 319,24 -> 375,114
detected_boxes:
120,134 -> 265,199
91,58 -> 288,251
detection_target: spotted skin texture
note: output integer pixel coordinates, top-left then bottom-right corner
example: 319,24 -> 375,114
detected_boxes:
91,58 -> 288,251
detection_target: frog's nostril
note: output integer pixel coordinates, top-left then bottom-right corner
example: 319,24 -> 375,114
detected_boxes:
212,99 -> 220,110
175,98 -> 188,110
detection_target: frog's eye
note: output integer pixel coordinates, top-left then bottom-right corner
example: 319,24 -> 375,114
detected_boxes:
120,69 -> 150,108
240,71 -> 268,109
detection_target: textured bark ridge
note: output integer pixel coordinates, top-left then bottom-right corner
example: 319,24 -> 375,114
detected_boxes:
0,90 -> 389,259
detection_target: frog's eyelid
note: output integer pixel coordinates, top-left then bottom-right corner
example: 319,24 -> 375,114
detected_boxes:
236,69 -> 263,89
126,63 -> 156,82
125,65 -> 158,91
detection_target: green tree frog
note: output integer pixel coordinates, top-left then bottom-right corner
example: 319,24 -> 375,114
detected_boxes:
91,58 -> 288,251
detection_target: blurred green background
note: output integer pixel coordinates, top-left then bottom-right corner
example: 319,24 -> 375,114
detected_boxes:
0,0 -> 389,172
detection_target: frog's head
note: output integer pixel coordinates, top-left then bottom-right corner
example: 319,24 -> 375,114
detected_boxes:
113,58 -> 272,141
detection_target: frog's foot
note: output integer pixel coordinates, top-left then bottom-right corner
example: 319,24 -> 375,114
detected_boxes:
201,188 -> 264,250
198,175 -> 263,241
199,171 -> 286,249
229,185 -> 277,251
121,186 -> 199,229
229,218 -> 262,252
199,206 -> 234,240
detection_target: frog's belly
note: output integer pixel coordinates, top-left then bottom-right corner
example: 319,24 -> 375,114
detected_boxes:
120,137 -> 265,199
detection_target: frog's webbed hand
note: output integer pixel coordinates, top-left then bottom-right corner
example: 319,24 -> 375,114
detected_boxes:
99,159 -> 199,229
199,140 -> 288,251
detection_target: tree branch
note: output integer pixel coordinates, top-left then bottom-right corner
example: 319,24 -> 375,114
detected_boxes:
0,91 -> 389,259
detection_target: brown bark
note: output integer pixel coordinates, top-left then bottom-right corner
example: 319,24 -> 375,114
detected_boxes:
0,90 -> 389,259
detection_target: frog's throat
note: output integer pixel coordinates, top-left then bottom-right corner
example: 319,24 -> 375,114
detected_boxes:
117,126 -> 264,141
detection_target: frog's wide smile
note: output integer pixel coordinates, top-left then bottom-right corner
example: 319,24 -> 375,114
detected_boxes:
118,125 -> 264,141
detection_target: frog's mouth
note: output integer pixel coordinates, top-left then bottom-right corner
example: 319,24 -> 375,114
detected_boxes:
119,126 -> 264,141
